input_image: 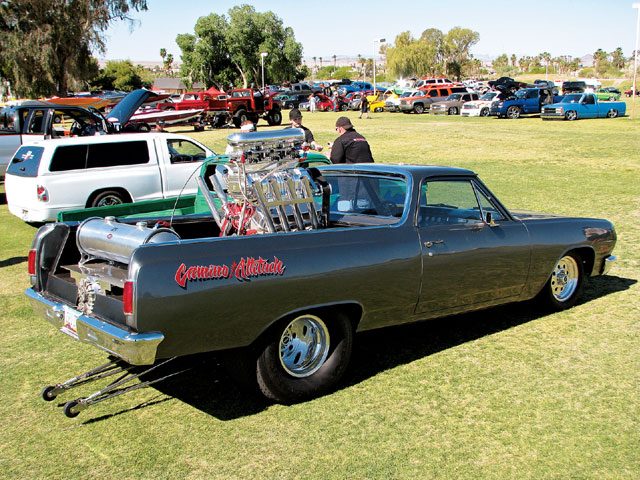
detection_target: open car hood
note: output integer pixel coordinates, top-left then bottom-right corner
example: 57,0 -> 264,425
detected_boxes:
107,89 -> 159,128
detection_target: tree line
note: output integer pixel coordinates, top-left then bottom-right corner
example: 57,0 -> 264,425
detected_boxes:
492,48 -> 629,77
0,1 -> 636,98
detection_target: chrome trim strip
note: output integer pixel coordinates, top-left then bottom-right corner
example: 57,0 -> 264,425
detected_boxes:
26,288 -> 164,365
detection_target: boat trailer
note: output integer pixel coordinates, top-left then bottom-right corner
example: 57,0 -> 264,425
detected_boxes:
40,357 -> 188,418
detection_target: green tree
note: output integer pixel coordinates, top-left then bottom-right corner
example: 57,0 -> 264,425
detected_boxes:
443,27 -> 480,79
593,48 -> 609,76
91,60 -> 144,91
0,0 -> 147,97
492,54 -> 510,73
177,5 -> 303,89
611,47 -> 625,69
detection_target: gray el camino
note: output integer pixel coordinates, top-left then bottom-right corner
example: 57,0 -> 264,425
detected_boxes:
26,164 -> 617,404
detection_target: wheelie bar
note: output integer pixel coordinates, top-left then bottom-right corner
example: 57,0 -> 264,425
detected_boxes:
40,357 -> 187,418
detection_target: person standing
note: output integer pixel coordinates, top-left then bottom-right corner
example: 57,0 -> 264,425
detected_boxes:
329,116 -> 374,164
308,94 -> 317,113
359,92 -> 369,119
332,90 -> 341,112
287,108 -> 323,151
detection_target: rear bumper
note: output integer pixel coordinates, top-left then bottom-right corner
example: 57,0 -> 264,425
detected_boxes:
26,288 -> 164,365
8,203 -> 74,223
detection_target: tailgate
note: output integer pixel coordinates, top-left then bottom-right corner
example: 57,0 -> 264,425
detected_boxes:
5,146 -> 44,211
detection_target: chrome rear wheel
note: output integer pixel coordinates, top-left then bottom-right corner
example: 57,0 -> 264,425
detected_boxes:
279,315 -> 330,378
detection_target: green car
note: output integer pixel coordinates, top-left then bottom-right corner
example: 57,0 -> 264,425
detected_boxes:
595,88 -> 621,101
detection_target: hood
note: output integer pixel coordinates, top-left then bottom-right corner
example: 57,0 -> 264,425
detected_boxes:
510,210 -> 562,221
107,89 -> 159,129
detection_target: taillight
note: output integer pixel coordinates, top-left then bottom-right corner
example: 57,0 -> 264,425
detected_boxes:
36,185 -> 49,202
123,281 -> 134,315
28,249 -> 36,275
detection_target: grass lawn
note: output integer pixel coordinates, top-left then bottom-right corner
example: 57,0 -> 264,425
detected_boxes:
0,102 -> 638,479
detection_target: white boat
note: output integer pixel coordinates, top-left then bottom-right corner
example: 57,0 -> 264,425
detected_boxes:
128,107 -> 204,126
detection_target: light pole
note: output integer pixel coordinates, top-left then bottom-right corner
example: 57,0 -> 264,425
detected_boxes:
632,3 -> 640,119
373,38 -> 385,94
260,52 -> 268,91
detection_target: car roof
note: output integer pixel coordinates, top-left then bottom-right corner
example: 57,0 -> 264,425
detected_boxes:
20,132 -> 191,148
317,163 -> 476,179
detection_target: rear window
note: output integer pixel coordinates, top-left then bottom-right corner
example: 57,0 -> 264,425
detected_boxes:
49,140 -> 150,172
321,174 -> 407,221
7,146 -> 45,177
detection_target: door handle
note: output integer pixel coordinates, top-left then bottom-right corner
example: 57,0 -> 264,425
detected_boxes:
423,240 -> 444,248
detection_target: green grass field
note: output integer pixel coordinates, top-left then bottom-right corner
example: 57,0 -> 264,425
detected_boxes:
1,103 -> 638,479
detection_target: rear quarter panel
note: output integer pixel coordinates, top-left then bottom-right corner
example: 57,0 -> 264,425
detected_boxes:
130,225 -> 422,358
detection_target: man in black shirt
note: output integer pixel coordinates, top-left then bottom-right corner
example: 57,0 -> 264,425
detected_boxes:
288,108 -> 323,151
329,116 -> 374,164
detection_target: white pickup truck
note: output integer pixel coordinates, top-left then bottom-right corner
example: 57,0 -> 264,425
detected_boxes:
5,132 -> 213,223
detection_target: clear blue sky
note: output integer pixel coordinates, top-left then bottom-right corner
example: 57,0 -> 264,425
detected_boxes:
102,0 -> 640,62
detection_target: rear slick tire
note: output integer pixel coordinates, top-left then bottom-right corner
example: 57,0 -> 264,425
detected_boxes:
256,311 -> 353,403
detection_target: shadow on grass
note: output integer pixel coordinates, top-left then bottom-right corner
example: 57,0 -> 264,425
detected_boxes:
0,192 -> 6,204
81,275 -> 635,423
0,256 -> 27,268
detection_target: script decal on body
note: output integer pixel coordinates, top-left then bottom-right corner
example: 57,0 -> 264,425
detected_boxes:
175,256 -> 286,288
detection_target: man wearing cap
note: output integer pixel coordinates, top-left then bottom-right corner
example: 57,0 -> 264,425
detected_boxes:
287,108 -> 323,151
329,117 -> 374,164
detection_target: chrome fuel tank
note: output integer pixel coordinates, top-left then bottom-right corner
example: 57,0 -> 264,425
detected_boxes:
76,216 -> 180,265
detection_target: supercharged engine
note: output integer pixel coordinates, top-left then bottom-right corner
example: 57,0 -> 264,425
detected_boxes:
204,128 -> 328,236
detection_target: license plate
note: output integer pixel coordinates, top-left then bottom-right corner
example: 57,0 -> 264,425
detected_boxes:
61,305 -> 80,337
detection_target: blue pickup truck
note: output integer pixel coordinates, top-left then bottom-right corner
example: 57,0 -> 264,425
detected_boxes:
540,93 -> 626,120
490,87 -> 561,119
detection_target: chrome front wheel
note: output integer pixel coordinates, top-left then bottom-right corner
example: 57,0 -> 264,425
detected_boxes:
550,255 -> 580,302
537,252 -> 584,311
279,315 -> 330,378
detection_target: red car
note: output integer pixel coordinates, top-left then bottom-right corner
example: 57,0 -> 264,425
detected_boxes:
299,93 -> 335,111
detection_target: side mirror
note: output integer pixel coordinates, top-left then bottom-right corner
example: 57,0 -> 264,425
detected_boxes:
484,211 -> 497,227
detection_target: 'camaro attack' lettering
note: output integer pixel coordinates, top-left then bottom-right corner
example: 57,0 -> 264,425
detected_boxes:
175,256 -> 285,288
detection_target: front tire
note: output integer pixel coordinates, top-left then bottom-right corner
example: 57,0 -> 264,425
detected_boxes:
448,106 -> 459,115
537,253 -> 584,310
506,106 -> 521,119
414,104 -> 425,114
256,312 -> 353,403
565,110 -> 578,121
607,109 -> 618,118
267,109 -> 283,126
480,107 -> 489,117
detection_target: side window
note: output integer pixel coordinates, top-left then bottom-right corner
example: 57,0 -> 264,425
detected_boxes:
0,108 -> 17,133
27,110 -> 47,134
86,141 -> 150,169
418,180 -> 482,227
438,89 -> 449,97
584,94 -> 595,105
49,145 -> 88,171
428,90 -> 439,97
167,139 -> 207,163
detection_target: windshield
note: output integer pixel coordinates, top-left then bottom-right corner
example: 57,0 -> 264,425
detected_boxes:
480,92 -> 497,101
446,94 -> 462,101
400,92 -> 413,98
562,94 -> 583,103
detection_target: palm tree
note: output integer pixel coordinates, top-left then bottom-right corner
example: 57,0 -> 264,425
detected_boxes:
332,54 -> 337,67
319,57 -> 323,68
